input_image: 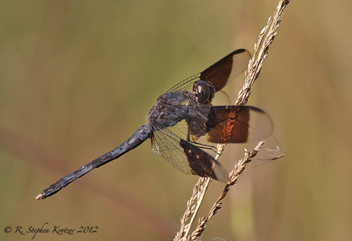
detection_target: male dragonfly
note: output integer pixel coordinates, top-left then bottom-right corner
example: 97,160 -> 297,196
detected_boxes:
35,49 -> 273,200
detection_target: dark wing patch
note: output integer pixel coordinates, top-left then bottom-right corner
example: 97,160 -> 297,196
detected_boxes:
206,106 -> 273,144
180,139 -> 228,182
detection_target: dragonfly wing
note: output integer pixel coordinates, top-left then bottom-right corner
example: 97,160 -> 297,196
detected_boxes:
167,49 -> 251,94
199,49 -> 251,92
205,106 -> 273,144
150,127 -> 228,182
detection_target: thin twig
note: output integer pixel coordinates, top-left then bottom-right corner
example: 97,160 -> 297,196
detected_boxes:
175,0 -> 290,240
237,0 -> 291,106
174,177 -> 210,240
190,142 -> 265,240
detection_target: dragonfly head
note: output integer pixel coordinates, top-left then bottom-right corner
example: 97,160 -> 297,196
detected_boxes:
193,80 -> 215,104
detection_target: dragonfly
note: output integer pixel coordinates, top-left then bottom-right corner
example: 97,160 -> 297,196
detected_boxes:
35,49 -> 273,200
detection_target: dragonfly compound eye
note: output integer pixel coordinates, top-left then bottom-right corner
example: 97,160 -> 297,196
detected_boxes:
193,80 -> 215,104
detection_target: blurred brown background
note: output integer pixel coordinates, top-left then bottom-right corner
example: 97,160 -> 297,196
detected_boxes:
1,1 -> 351,240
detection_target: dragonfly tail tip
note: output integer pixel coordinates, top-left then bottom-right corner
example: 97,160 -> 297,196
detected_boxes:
35,193 -> 45,200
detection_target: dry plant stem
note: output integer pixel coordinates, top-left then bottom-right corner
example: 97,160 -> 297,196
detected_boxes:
175,0 -> 291,240
177,144 -> 226,240
190,142 -> 265,241
174,177 -> 209,240
174,147 -> 223,241
237,0 -> 290,106
181,178 -> 210,239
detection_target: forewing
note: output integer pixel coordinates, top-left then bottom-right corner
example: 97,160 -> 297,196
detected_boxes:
206,106 -> 273,144
200,49 -> 251,92
167,49 -> 251,93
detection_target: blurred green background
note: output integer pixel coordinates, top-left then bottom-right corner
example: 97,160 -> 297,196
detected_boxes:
1,1 -> 352,240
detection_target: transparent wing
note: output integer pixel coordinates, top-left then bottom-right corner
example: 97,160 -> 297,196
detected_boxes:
150,119 -> 228,182
151,126 -> 192,174
166,73 -> 200,94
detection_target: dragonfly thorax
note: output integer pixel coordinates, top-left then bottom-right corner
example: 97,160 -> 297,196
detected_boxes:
148,92 -> 190,131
